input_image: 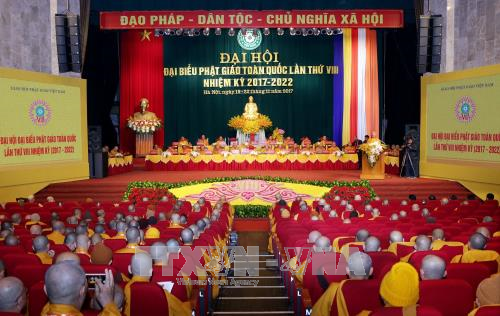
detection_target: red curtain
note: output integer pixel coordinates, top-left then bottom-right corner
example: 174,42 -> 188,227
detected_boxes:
120,30 -> 164,153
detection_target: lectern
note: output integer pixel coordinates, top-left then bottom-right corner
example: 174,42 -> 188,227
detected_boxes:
360,153 -> 386,180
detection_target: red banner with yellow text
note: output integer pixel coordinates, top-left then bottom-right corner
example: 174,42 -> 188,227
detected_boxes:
100,10 -> 404,30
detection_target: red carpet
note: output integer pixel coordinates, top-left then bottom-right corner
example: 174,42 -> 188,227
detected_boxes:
35,162 -> 471,202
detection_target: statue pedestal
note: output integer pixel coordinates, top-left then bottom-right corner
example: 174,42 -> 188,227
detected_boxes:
236,129 -> 266,145
135,133 -> 153,157
360,153 -> 386,180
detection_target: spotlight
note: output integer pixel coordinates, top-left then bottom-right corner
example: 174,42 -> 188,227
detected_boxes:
187,29 -> 194,37
263,28 -> 270,36
290,27 -> 296,36
295,28 -> 302,36
313,28 -> 320,36
193,29 -> 200,36
215,28 -> 222,35
228,28 -> 235,36
333,28 -> 342,35
167,29 -> 175,36
175,28 -> 183,36
154,29 -> 161,37
325,28 -> 333,35
203,28 -> 210,36
306,28 -> 313,36
277,28 -> 284,36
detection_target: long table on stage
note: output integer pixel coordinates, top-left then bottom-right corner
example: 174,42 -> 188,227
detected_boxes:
144,153 -> 400,173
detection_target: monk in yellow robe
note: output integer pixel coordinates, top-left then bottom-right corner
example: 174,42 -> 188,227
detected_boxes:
451,233 -> 500,272
42,262 -> 120,316
46,221 -> 66,245
33,236 -> 53,264
115,227 -> 143,254
124,253 -> 191,316
467,274 -> 500,316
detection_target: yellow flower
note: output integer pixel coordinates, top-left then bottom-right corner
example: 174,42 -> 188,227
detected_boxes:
228,114 -> 272,134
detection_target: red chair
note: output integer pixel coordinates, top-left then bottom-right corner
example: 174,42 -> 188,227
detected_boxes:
370,306 -> 443,315
76,253 -> 92,265
419,279 -> 474,316
130,282 -> 169,316
408,250 -> 451,272
28,281 -> 48,316
446,263 -> 491,292
103,239 -> 126,251
439,245 -> 464,259
368,252 -> 399,279
152,266 -> 188,302
2,253 -> 41,275
0,246 -> 25,260
11,264 -> 48,290
51,244 -> 71,256
332,280 -> 382,316
111,253 -> 134,276
474,305 -> 500,316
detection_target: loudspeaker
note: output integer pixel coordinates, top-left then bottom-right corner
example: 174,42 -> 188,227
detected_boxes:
55,14 -> 82,73
88,125 -> 102,153
417,15 -> 442,74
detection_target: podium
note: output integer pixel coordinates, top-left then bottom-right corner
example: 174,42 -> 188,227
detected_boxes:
360,153 -> 386,180
135,133 -> 153,157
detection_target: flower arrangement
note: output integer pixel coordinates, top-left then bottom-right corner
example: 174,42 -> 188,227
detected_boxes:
333,150 -> 344,158
323,185 -> 373,202
190,150 -> 200,158
359,139 -> 387,167
123,176 -> 376,201
161,150 -> 172,157
228,114 -> 272,134
271,128 -> 285,143
250,150 -> 259,156
127,118 -> 162,134
220,150 -> 231,158
127,187 -> 176,204
301,150 -> 312,156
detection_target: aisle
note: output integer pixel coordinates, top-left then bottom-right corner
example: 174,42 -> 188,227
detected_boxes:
212,232 -> 294,315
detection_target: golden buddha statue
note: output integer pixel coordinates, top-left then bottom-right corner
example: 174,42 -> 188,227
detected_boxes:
133,98 -> 159,121
243,96 -> 259,120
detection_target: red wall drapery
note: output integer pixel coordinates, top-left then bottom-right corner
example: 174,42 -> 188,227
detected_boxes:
119,30 -> 164,153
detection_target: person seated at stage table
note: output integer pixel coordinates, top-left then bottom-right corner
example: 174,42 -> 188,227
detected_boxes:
315,136 -> 333,152
212,136 -> 227,153
197,134 -> 209,148
300,136 -> 312,149
177,136 -> 192,154
149,144 -> 163,155
342,142 -> 357,154
109,146 -> 124,157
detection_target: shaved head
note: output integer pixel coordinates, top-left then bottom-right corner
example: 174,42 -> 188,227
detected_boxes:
364,236 -> 381,252
150,242 -> 167,263
75,225 -> 87,235
125,227 -> 140,244
10,213 -> 21,224
45,262 -> 86,308
129,252 -> 153,277
30,224 -> 42,236
389,231 -> 403,243
55,252 -> 81,265
420,255 -> 446,280
0,277 -> 26,312
356,229 -> 370,242
313,236 -> 332,253
432,228 -> 444,241
415,235 -> 431,251
90,234 -> 103,246
76,234 -> 90,251
166,239 -> 180,254
33,235 -> 50,253
52,221 -> 65,233
4,235 -> 19,246
308,231 -> 322,244
180,228 -> 194,244
64,233 -> 77,251
469,233 -> 487,250
116,221 -> 127,233
476,227 -> 491,239
94,224 -> 105,234
347,252 -> 373,279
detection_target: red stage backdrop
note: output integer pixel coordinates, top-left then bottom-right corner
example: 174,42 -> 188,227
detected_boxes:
119,31 -> 164,153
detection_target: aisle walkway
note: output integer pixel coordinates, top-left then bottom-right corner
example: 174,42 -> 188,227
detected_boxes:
212,232 -> 293,315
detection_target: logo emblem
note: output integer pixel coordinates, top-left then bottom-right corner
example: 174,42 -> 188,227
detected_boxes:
237,29 -> 262,50
454,96 -> 476,123
29,99 -> 52,126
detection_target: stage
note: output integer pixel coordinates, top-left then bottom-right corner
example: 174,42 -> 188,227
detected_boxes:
36,159 -> 471,202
